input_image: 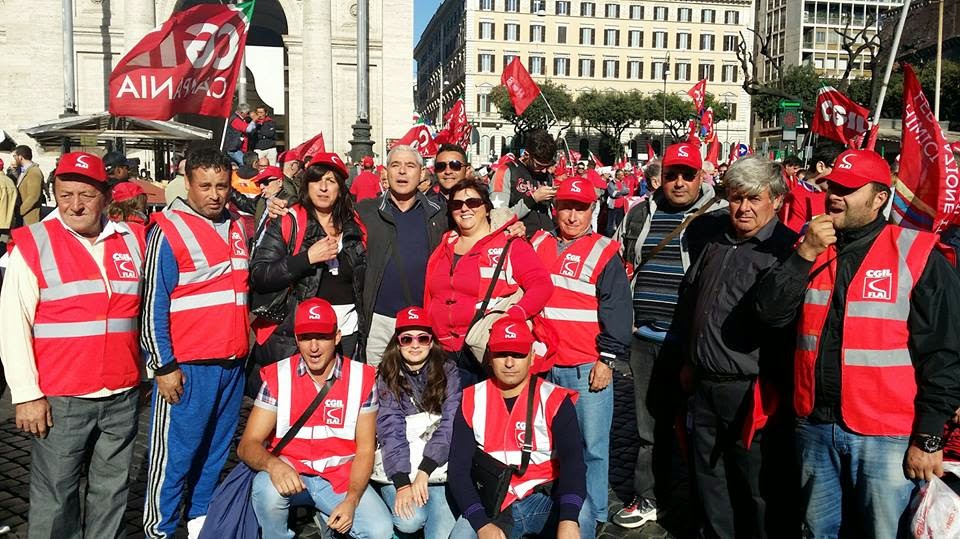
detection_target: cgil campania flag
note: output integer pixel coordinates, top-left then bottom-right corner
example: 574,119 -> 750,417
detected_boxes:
109,1 -> 255,120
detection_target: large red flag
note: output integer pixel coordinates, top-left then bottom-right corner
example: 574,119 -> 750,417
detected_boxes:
705,139 -> 721,167
893,64 -> 958,232
687,79 -> 707,114
293,132 -> 325,160
392,125 -> 439,158
435,98 -> 471,147
589,151 -> 605,168
501,57 -> 541,115
812,86 -> 870,146
109,1 -> 255,120
700,107 -> 716,143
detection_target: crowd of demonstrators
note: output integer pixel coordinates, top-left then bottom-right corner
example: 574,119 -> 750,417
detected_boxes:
5,135 -> 960,539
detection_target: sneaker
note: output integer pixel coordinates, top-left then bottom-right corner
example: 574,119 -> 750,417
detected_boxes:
612,496 -> 657,529
186,516 -> 206,539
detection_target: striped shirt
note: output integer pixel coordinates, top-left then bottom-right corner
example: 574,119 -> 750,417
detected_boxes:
633,208 -> 687,333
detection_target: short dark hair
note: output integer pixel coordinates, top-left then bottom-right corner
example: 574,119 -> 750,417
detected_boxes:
13,145 -> 32,160
783,156 -> 803,168
871,181 -> 891,197
523,130 -> 557,163
447,178 -> 494,221
810,141 -> 845,171
242,151 -> 259,167
436,143 -> 467,163
185,147 -> 233,179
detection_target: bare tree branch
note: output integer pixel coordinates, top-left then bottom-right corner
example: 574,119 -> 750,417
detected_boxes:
835,16 -> 880,90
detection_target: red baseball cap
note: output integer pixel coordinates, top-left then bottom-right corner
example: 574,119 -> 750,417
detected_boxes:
662,143 -> 703,171
395,306 -> 431,332
278,149 -> 302,164
361,156 -> 375,168
825,149 -> 892,189
111,181 -> 145,202
294,298 -> 338,336
487,318 -> 535,355
307,152 -> 350,179
556,177 -> 598,204
55,152 -> 107,183
253,165 -> 283,185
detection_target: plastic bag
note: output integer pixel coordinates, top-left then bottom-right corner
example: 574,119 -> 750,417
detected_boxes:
912,475 -> 960,539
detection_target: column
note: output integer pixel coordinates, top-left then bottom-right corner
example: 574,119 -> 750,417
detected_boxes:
283,35 -> 304,146
301,1 -> 333,146
124,0 -> 156,50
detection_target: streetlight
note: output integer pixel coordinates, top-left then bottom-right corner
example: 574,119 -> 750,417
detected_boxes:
660,52 -> 670,151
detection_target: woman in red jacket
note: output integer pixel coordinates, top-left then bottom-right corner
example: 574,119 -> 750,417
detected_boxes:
423,178 -> 553,387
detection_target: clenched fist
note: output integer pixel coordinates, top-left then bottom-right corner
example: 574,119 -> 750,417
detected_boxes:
797,214 -> 837,262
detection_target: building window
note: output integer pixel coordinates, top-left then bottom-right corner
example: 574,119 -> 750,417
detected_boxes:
505,23 -> 520,41
652,61 -> 668,80
579,58 -> 595,77
603,59 -> 619,78
580,27 -> 595,45
480,0 -> 494,10
479,53 -> 494,73
676,32 -> 691,50
722,64 -> 738,82
698,63 -> 715,81
478,93 -> 492,113
629,4 -> 643,19
529,55 -> 545,75
628,29 -> 643,47
726,103 -> 738,119
580,2 -> 595,17
554,56 -> 571,76
503,54 -> 518,67
678,8 -> 692,22
530,24 -> 546,42
479,21 -> 494,40
505,0 -> 520,12
531,0 -> 546,13
699,33 -> 714,51
557,26 -> 568,43
604,28 -> 619,46
701,8 -> 715,23
605,3 -> 619,18
627,60 -> 643,79
724,10 -> 739,25
653,6 -> 667,21
723,35 -> 738,52
653,31 -> 667,49
556,0 -> 571,15
675,62 -> 691,81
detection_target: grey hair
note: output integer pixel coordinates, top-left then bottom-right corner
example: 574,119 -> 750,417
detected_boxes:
644,160 -> 661,180
237,103 -> 250,113
387,145 -> 424,167
724,155 -> 788,199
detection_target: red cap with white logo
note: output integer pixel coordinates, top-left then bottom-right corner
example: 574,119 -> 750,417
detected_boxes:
361,156 -> 375,168
556,177 -> 598,204
825,149 -> 891,189
487,318 -> 535,355
395,306 -> 432,332
55,152 -> 108,184
253,165 -> 283,185
294,298 -> 338,336
307,152 -> 350,179
662,143 -> 703,171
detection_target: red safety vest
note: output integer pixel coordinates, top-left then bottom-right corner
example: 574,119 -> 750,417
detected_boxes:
262,356 -> 377,493
795,225 -> 937,436
152,208 -> 250,362
530,231 -> 620,367
461,377 -> 575,510
11,219 -> 144,396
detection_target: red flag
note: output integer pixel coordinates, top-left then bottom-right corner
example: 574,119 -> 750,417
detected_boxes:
109,1 -> 255,120
435,98 -> 471,147
893,64 -> 958,232
392,125 -> 438,158
812,86 -> 871,145
700,107 -> 716,143
293,132 -> 326,160
687,79 -> 707,113
705,139 -> 721,167
556,153 -> 568,176
686,120 -> 701,147
568,149 -> 582,164
493,152 -> 517,170
646,142 -> 658,161
616,154 -> 629,170
728,141 -> 740,164
589,151 -> 605,168
501,57 -> 542,115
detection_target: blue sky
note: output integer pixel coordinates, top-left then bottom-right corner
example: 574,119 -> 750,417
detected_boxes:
415,0 -> 443,44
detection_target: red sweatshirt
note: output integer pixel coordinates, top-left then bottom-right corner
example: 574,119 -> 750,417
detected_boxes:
779,176 -> 826,233
350,170 -> 383,202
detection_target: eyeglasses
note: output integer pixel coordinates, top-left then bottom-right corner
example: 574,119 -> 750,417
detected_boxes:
398,333 -> 433,346
663,167 -> 697,182
435,160 -> 464,173
448,197 -> 485,212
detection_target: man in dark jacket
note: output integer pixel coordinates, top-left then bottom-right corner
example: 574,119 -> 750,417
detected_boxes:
225,104 -> 255,165
253,106 -> 278,164
489,129 -> 559,237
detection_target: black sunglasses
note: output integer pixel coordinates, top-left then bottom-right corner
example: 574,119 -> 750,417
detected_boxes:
435,160 -> 464,173
449,197 -> 485,212
398,334 -> 433,346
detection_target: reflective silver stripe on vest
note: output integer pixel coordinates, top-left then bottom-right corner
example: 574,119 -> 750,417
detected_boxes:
530,231 -> 550,250
169,289 -> 237,313
541,307 -> 599,323
797,334 -> 818,352
846,228 -> 917,321
165,211 -> 208,269
40,279 -> 106,302
844,348 -> 913,367
179,260 -> 232,284
110,280 -> 140,296
804,289 -> 831,306
550,274 -> 597,296
118,226 -> 143,270
301,454 -> 355,472
579,236 -> 613,282
31,222 -> 64,287
236,294 -> 248,307
34,317 -> 137,338
231,257 -> 248,271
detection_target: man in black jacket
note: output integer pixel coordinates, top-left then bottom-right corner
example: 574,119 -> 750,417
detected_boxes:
489,129 -> 559,237
253,106 -> 278,164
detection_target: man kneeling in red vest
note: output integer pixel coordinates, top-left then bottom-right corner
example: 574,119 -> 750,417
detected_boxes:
238,298 -> 393,538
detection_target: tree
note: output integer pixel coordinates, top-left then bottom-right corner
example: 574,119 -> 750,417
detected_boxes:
749,64 -> 823,124
489,79 -> 576,134
650,92 -> 695,142
576,90 -> 654,158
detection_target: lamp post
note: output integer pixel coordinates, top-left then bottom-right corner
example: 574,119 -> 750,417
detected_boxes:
660,52 -> 670,151
349,0 -> 374,162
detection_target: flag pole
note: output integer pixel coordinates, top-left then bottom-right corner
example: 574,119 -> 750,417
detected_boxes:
536,91 -> 575,169
219,117 -> 229,151
865,0 -> 911,151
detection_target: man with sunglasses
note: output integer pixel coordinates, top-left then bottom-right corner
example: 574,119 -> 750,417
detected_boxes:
489,130 -> 559,237
432,144 -> 471,202
611,142 -> 726,530
755,149 -> 960,537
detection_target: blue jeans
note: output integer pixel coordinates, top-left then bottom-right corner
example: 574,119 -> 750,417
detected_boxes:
380,483 -> 456,538
549,364 -> 611,526
450,492 -> 560,538
796,419 -> 916,538
251,471 -> 393,539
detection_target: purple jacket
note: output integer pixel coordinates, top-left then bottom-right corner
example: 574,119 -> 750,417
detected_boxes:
376,359 -> 461,488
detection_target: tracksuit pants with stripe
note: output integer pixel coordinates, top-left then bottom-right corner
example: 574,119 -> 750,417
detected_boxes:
143,363 -> 244,538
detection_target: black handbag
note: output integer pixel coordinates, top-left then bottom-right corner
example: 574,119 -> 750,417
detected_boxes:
250,213 -> 304,323
470,378 -> 538,519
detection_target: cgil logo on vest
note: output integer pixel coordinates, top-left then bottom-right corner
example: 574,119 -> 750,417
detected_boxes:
324,398 -> 345,425
560,253 -> 582,278
515,421 -> 527,447
862,268 -> 893,301
487,247 -> 504,265
112,252 -> 137,279
231,231 -> 246,256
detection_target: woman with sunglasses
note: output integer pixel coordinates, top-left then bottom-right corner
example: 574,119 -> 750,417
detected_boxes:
376,307 -> 460,538
423,179 -> 554,387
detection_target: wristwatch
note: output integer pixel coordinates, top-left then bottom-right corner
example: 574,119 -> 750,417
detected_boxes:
598,353 -> 616,368
911,434 -> 946,453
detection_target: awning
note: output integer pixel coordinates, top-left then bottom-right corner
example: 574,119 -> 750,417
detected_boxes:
21,112 -> 212,150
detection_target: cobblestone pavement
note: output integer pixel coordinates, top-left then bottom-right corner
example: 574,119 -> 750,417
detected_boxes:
0,365 -> 695,538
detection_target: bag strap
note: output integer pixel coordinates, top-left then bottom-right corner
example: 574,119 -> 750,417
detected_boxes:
639,195 -> 721,267
270,377 -> 335,456
469,237 -> 517,329
515,377 -> 538,476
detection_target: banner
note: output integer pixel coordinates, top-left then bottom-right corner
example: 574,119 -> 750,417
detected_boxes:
434,98 -> 472,148
391,125 -> 438,158
109,1 -> 255,120
501,57 -> 541,115
688,79 -> 707,114
812,86 -> 870,145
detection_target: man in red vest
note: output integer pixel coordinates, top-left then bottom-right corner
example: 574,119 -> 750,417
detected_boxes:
141,148 -> 251,539
0,152 -> 145,538
448,318 -> 585,538
530,179 -> 632,534
756,149 -> 960,537
238,298 -> 392,538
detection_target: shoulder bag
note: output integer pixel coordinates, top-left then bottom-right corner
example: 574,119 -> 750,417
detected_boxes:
464,237 -> 521,361
250,211 -> 307,323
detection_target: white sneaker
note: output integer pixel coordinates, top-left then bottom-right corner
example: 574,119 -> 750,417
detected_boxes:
612,496 -> 658,529
187,515 -> 207,539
